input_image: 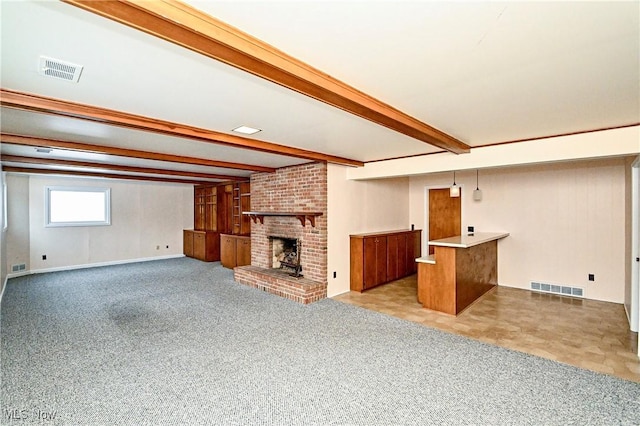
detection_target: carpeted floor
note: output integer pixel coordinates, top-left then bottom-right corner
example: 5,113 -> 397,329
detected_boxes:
1,257 -> 639,425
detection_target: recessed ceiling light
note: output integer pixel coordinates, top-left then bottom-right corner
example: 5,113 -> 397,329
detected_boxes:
36,148 -> 52,154
232,125 -> 261,135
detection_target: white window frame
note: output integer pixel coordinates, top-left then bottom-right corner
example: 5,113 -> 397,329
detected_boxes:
45,186 -> 111,227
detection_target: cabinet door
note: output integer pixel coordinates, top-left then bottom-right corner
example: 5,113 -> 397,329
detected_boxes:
397,233 -> 408,279
236,238 -> 251,267
364,236 -> 387,289
194,188 -> 206,231
350,237 -> 365,292
183,230 -> 194,258
387,235 -> 399,282
220,235 -> 236,268
363,237 -> 377,289
375,236 -> 388,286
204,186 -> 217,231
193,232 -> 206,261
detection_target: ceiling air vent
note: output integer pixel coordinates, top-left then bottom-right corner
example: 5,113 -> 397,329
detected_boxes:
38,56 -> 83,83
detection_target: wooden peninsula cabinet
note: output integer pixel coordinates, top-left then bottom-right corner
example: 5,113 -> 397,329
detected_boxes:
184,181 -> 250,262
220,234 -> 251,269
416,232 -> 509,315
350,229 -> 421,292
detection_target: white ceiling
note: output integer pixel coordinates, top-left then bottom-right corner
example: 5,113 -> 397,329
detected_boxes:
1,0 -> 638,183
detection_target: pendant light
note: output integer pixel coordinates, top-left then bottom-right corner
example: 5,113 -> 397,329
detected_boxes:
473,169 -> 483,201
450,171 -> 460,198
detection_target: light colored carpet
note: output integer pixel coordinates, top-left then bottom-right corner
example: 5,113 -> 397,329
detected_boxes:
2,258 -> 639,425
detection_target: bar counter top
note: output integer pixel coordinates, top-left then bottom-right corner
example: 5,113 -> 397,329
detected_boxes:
427,232 -> 509,249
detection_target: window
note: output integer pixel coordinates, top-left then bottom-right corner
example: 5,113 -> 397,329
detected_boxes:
46,186 -> 111,227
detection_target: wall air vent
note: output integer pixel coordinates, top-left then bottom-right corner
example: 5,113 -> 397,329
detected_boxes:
530,281 -> 584,298
38,56 -> 83,83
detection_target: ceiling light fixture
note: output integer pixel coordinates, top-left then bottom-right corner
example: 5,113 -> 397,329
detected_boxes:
36,148 -> 52,154
450,171 -> 460,198
232,125 -> 261,135
473,169 -> 483,201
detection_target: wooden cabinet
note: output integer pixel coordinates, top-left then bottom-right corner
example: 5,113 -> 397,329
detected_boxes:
221,234 -> 251,269
213,181 -> 250,235
184,230 -> 220,262
350,229 -> 422,292
194,186 -> 217,231
185,181 -> 250,262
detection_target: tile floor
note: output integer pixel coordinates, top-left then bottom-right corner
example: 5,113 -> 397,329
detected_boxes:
333,275 -> 640,383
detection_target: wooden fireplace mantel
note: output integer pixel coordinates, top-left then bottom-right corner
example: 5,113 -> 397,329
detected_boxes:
243,211 -> 323,227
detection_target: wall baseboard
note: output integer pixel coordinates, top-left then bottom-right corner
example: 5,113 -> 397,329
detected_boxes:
19,254 -> 186,276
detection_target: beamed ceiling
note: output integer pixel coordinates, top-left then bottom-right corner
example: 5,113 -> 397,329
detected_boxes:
1,0 -> 638,185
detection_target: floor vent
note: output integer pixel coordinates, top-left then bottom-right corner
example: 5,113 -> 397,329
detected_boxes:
39,56 -> 83,83
530,281 -> 584,298
11,264 -> 26,272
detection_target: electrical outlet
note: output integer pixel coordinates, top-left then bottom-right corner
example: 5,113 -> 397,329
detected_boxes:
166,245 -> 169,249
42,255 -> 47,260
333,271 -> 337,278
156,245 -> 160,250
588,274 -> 595,281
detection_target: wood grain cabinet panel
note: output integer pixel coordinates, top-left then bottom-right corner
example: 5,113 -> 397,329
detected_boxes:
236,237 -> 251,266
184,230 -> 220,262
363,236 -> 387,290
387,235 -> 399,282
183,229 -> 194,258
351,229 -> 421,292
221,234 -> 251,269
220,234 -> 236,268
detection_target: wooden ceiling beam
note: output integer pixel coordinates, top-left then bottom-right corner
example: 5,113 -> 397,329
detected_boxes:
0,89 -> 363,167
62,0 -> 470,155
2,166 -> 208,185
0,155 -> 236,181
0,133 -> 273,173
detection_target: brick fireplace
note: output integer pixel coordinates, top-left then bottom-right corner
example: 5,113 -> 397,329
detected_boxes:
234,162 -> 328,304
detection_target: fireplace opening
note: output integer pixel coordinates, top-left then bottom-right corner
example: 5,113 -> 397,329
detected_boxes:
270,236 -> 302,277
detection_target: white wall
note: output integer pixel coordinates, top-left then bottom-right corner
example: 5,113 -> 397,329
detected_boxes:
327,164 -> 409,297
0,169 -> 7,297
6,174 -> 30,274
9,175 -> 194,273
410,158 -> 627,303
